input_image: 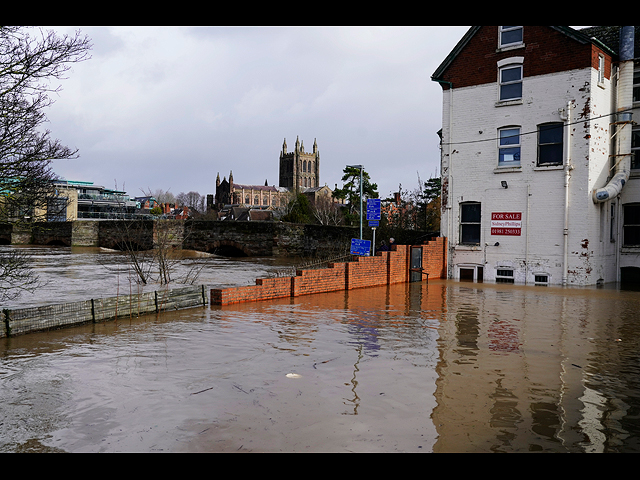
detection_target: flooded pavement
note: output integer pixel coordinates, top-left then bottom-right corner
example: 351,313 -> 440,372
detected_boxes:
1,246 -> 640,452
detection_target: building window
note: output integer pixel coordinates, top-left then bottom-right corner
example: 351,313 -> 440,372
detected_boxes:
496,269 -> 514,283
598,54 -> 605,85
499,26 -> 523,48
633,68 -> 640,103
632,126 -> 640,170
499,64 -> 523,101
460,202 -> 481,245
537,122 -> 564,166
534,274 -> 549,286
623,204 -> 640,246
499,127 -> 521,166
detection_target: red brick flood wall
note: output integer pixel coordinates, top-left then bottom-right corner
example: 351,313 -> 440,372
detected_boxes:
211,237 -> 447,306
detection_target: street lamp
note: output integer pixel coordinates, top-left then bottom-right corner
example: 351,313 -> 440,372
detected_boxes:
347,164 -> 363,239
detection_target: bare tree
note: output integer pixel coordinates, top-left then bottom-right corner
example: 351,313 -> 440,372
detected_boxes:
0,26 -> 92,299
143,187 -> 176,205
312,194 -> 344,226
176,191 -> 205,214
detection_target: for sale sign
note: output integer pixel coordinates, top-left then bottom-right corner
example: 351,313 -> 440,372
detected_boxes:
491,212 -> 522,236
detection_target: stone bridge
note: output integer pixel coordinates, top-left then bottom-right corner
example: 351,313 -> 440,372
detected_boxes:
0,220 -> 362,258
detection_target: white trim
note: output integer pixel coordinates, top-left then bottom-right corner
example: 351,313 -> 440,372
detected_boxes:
497,56 -> 524,68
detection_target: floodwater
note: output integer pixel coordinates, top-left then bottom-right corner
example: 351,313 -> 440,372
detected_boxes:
1,246 -> 640,452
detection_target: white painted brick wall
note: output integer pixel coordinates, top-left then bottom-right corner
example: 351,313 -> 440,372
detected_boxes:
439,65 -> 638,286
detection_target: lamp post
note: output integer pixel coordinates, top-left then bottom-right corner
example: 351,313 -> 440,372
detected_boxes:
347,164 -> 363,239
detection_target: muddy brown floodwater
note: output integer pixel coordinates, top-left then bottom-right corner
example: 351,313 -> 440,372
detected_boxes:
1,246 -> 640,452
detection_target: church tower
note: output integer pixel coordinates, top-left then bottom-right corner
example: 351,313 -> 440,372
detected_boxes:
279,136 -> 320,191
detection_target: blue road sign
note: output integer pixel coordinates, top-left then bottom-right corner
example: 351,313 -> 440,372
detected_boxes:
368,220 -> 379,227
366,198 -> 381,221
350,238 -> 371,256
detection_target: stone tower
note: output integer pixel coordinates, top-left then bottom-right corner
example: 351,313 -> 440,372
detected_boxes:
279,136 -> 320,191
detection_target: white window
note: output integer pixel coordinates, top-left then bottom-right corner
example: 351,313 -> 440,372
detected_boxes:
499,26 -> 523,48
598,54 -> 605,85
499,64 -> 523,101
499,127 -> 521,166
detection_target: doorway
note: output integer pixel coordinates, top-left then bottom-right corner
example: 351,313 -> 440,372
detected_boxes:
410,246 -> 424,282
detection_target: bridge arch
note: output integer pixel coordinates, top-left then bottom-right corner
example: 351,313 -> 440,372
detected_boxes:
46,239 -> 70,246
207,240 -> 250,257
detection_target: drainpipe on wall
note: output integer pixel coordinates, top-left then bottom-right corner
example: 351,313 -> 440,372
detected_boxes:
593,26 -> 635,204
561,102 -> 574,286
434,79 -> 454,278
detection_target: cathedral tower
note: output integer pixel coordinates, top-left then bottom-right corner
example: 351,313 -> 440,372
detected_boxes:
279,136 -> 320,191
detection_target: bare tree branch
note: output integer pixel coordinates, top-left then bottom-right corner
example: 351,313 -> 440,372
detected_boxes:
0,26 -> 92,299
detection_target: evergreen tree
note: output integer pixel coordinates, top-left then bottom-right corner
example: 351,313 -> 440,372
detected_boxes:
332,166 -> 378,226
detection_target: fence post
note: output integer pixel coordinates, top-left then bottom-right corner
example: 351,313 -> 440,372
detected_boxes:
3,309 -> 11,338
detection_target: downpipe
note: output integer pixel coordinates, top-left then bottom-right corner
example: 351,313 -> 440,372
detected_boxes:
593,26 -> 635,204
561,102 -> 574,286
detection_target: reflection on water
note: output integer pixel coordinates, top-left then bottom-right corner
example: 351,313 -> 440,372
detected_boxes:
1,246 -> 640,452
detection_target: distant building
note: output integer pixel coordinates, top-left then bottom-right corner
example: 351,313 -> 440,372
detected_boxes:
214,171 -> 290,210
213,137 -> 333,218
279,137 -> 320,190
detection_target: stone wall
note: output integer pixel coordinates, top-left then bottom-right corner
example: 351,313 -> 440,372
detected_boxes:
1,285 -> 208,338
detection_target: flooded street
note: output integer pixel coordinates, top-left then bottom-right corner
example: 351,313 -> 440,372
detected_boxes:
1,246 -> 640,452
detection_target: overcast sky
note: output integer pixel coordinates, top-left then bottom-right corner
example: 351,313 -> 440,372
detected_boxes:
40,26 -> 585,202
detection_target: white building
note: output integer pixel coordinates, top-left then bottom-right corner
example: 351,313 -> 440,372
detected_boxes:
432,26 -> 639,286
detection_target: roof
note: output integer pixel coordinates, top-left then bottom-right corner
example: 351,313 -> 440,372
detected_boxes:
431,26 -> 634,83
233,184 -> 281,192
577,26 -> 640,57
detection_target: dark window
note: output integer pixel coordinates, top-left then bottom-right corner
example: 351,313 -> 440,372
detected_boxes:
632,127 -> 640,170
534,274 -> 549,285
460,202 -> 481,244
496,269 -> 514,283
538,123 -> 564,166
623,204 -> 640,246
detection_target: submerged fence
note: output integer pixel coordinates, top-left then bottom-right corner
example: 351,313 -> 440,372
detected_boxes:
1,285 -> 208,338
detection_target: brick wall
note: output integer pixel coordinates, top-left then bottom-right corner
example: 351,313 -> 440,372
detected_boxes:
438,26 -> 599,90
211,237 -> 447,306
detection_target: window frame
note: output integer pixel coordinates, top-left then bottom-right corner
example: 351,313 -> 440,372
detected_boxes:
597,53 -> 605,85
499,64 -> 523,101
498,126 -> 521,167
534,274 -> 549,286
632,125 -> 640,170
496,268 -> 515,284
460,202 -> 481,245
537,122 -> 564,166
499,26 -> 523,49
623,204 -> 640,247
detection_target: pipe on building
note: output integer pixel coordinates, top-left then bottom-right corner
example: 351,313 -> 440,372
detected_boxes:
561,102 -> 574,285
593,26 -> 635,203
